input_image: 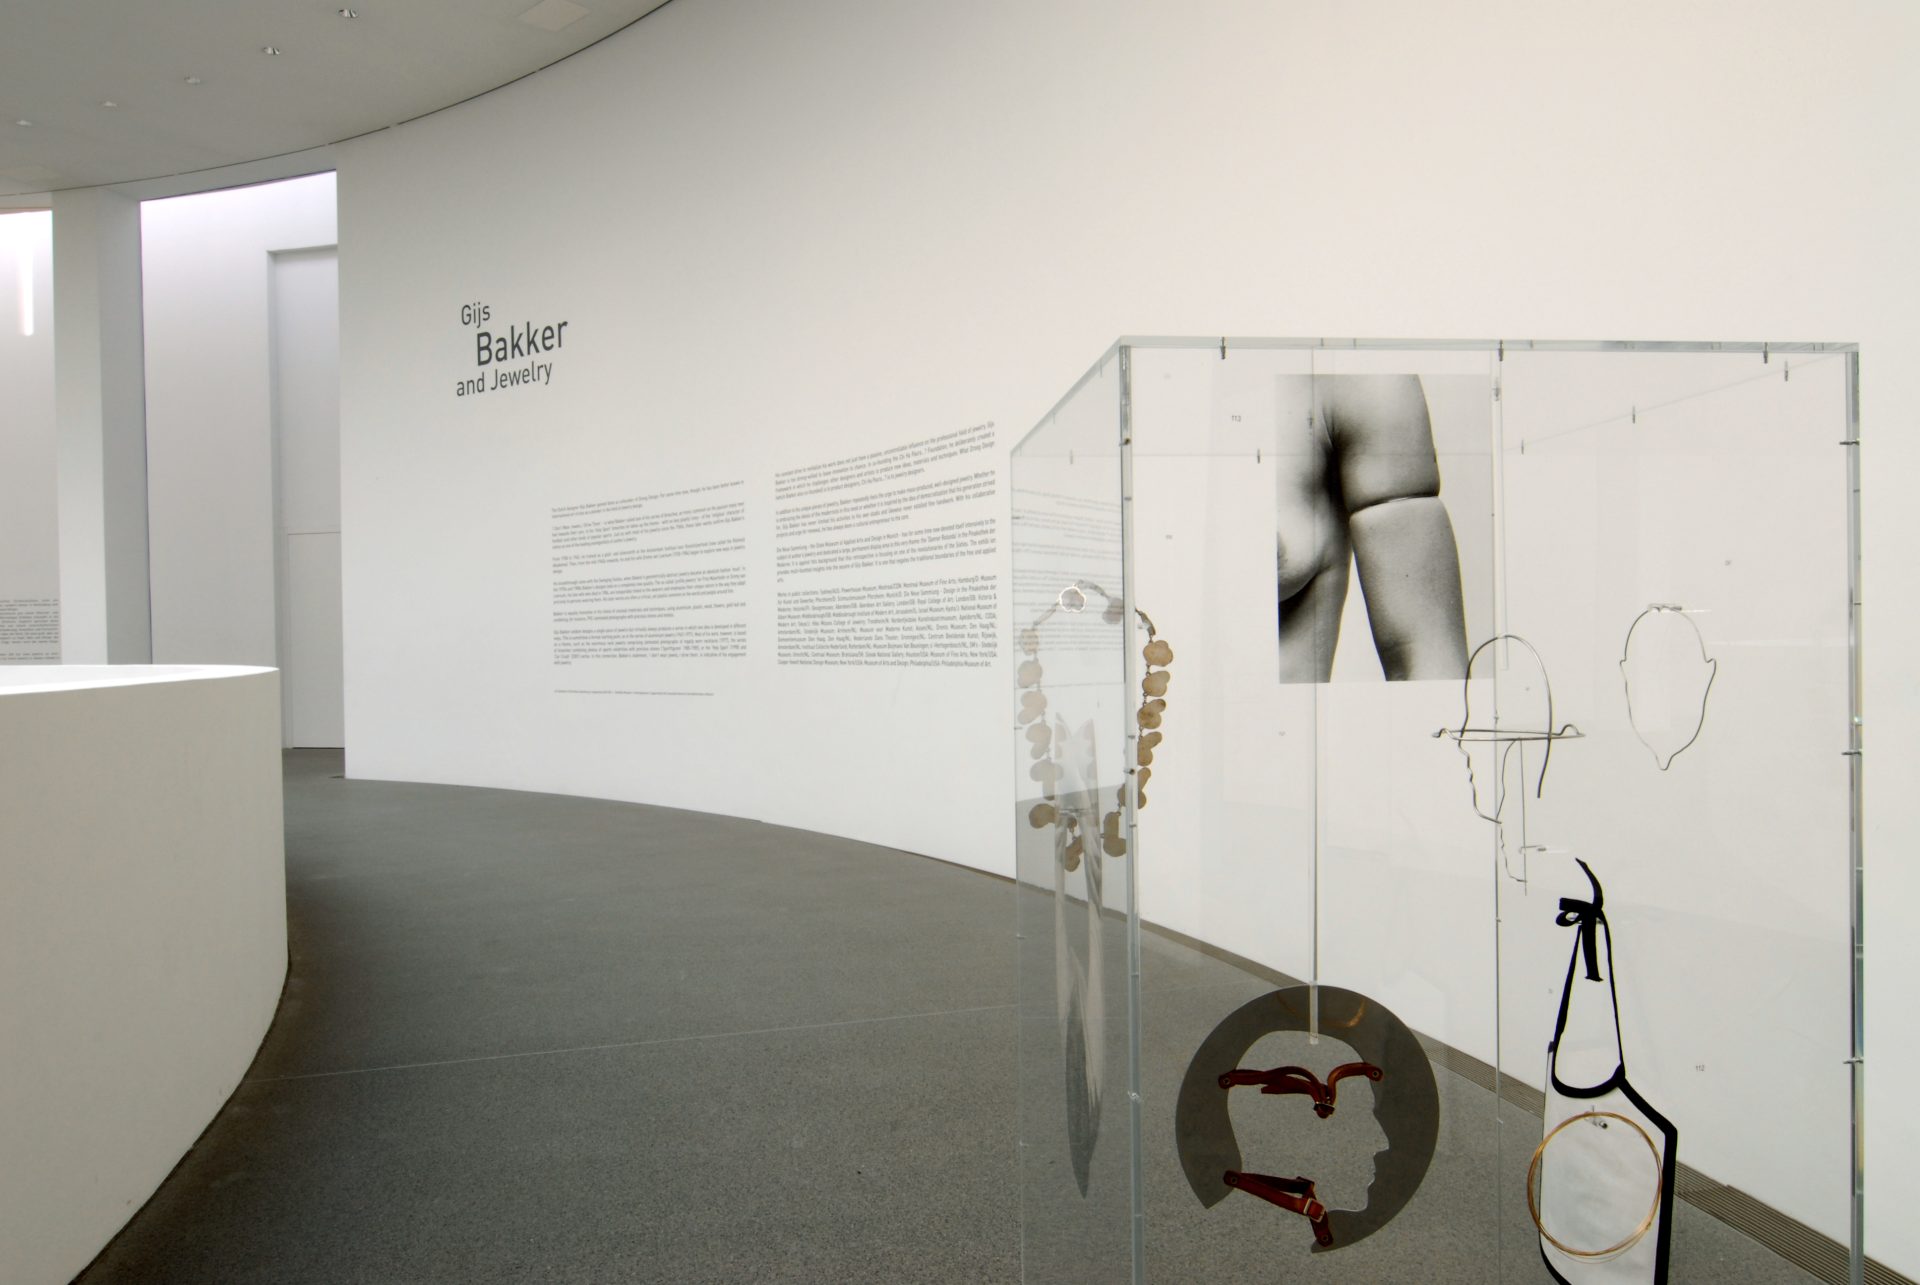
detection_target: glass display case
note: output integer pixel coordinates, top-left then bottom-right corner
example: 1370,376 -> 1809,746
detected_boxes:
1011,339 -> 1863,1283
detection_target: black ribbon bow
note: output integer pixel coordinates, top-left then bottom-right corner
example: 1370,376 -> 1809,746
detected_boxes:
1553,859 -> 1606,983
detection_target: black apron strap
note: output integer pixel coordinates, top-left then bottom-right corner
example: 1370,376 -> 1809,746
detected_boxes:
1549,859 -> 1627,1079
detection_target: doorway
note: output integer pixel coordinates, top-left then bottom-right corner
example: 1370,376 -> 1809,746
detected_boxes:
269,247 -> 343,748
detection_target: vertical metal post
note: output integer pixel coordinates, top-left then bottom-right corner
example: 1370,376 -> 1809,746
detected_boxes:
1010,418 -> 1028,1285
1308,353 -> 1323,1042
1844,352 -> 1865,1285
1117,344 -> 1147,1285
1488,345 -> 1511,1263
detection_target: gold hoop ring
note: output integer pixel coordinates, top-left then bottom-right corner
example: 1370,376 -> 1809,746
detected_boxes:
1526,1110 -> 1662,1259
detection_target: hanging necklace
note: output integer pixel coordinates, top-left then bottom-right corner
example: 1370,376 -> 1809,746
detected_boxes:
1017,581 -> 1174,868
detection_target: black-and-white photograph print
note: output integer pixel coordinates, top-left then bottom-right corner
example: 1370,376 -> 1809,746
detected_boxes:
1274,373 -> 1491,683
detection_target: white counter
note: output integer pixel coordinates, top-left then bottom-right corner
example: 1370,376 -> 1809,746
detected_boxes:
0,663 -> 232,692
0,665 -> 287,1285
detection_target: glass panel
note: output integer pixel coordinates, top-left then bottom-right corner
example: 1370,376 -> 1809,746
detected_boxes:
1494,347 -> 1853,1284
1126,343 -> 1506,1278
1011,345 -> 1136,1282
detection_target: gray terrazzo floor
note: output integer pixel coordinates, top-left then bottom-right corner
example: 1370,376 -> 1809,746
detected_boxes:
75,751 -> 1822,1283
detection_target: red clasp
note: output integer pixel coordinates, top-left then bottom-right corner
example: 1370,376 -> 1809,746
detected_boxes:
1217,1061 -> 1383,1118
1223,1171 -> 1334,1246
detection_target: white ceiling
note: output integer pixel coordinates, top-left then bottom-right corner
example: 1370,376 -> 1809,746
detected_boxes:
0,0 -> 674,198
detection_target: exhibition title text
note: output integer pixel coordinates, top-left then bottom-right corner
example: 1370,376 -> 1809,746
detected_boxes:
455,300 -> 570,399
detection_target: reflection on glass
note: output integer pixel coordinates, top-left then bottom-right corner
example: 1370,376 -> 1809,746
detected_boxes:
1022,582 -> 1180,1196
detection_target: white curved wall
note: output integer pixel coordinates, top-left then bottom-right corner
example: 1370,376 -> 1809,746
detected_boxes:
0,666 -> 286,1285
333,0 -> 1920,1271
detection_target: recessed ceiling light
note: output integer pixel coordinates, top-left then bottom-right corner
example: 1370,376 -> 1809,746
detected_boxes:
14,119 -> 30,127
101,101 -> 118,109
185,75 -> 202,85
261,45 -> 280,55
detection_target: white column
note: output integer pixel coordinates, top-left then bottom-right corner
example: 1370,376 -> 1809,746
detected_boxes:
52,188 -> 150,663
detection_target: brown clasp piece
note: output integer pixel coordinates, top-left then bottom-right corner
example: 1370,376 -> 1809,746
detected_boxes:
1217,1061 -> 1383,1118
1222,1171 -> 1333,1246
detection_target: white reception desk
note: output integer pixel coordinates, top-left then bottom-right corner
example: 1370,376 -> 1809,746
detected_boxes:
0,665 -> 287,1285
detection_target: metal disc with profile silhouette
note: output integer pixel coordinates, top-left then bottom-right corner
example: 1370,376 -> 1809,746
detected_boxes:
1175,985 -> 1439,1252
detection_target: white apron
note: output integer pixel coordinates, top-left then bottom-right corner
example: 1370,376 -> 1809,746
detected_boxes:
1534,860 -> 1679,1284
